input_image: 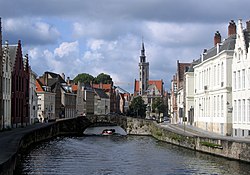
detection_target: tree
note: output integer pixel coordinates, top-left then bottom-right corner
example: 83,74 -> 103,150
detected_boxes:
152,97 -> 167,115
73,73 -> 94,85
94,73 -> 113,84
129,96 -> 147,118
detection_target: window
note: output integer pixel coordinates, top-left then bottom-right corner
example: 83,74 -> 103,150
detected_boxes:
238,100 -> 241,122
218,64 -> 220,85
234,100 -> 237,122
235,129 -> 237,136
221,95 -> 223,117
248,68 -> 250,88
248,99 -> 250,123
242,130 -> 245,137
217,95 -> 220,117
233,71 -> 236,90
242,69 -> 245,89
221,62 -> 224,85
243,99 -> 246,122
248,130 -> 250,136
238,70 -> 241,89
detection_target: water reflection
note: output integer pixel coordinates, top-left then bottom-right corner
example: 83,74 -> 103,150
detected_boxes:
84,125 -> 127,135
17,130 -> 250,175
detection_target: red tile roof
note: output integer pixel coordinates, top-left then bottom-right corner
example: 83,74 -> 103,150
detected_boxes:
36,79 -> 44,92
134,80 -> 163,95
72,84 -> 78,92
92,84 -> 112,92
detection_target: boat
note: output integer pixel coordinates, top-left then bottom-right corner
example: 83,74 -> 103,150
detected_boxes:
102,129 -> 116,135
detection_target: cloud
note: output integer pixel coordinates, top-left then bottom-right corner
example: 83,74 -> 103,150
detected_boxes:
54,41 -> 79,58
3,18 -> 60,46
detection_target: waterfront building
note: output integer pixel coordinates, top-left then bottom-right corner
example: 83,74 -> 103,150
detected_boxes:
2,41 -> 12,128
193,21 -> 236,135
232,19 -> 250,137
92,83 -> 117,113
73,82 -> 86,116
61,82 -> 76,118
169,61 -> 191,124
38,72 -> 66,119
184,64 -> 196,125
29,70 -> 38,124
36,79 -> 56,122
11,41 -> 30,127
133,42 -> 164,118
94,88 -> 110,115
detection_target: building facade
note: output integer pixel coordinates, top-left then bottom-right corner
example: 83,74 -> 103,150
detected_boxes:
2,41 -> 12,128
29,70 -> 38,124
232,19 -> 250,137
194,21 -> 236,135
11,41 -> 30,127
36,79 -> 56,122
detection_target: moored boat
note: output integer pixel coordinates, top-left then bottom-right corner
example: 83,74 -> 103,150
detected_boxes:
102,129 -> 116,135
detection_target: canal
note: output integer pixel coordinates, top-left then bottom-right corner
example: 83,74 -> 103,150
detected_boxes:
16,126 -> 250,175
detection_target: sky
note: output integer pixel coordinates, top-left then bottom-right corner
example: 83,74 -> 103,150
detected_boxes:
1,0 -> 250,93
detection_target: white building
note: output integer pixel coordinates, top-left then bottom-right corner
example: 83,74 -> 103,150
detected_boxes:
36,79 -> 56,122
194,21 -> 236,136
184,65 -> 195,125
29,70 -> 38,124
2,41 -> 12,128
232,19 -> 250,137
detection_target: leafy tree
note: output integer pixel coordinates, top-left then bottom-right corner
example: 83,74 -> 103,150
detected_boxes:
129,96 -> 147,118
73,73 -> 94,85
94,73 -> 113,84
152,97 -> 167,115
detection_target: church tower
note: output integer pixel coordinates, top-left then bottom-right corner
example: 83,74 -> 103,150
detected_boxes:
138,41 -> 149,95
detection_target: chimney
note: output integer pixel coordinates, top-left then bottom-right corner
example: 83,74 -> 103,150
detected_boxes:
61,73 -> 65,81
228,20 -> 236,36
214,31 -> 221,46
246,20 -> 250,32
67,76 -> 70,85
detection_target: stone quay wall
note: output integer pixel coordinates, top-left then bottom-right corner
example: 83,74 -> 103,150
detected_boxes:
127,117 -> 250,163
1,116 -> 250,175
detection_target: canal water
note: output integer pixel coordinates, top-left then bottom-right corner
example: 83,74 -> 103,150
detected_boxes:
17,126 -> 250,175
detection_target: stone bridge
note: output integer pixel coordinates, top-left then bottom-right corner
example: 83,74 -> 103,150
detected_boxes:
58,115 -> 151,135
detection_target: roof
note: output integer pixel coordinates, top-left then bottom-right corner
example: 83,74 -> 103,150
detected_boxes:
72,84 -> 78,92
92,83 -> 112,90
134,80 -> 163,95
177,62 -> 191,81
36,79 -> 44,92
244,29 -> 250,51
203,34 -> 236,61
94,88 -> 109,99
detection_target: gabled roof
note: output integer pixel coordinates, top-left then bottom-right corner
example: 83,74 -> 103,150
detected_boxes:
203,34 -> 236,61
94,88 -> 109,99
36,79 -> 44,92
92,84 -> 112,90
72,84 -> 78,92
134,80 -> 163,95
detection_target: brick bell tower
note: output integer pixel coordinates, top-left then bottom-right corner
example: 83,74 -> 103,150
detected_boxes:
138,41 -> 149,95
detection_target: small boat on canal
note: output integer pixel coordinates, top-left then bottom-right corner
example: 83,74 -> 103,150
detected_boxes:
102,129 -> 116,135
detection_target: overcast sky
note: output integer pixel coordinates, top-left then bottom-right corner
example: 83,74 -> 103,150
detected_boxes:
1,0 -> 250,92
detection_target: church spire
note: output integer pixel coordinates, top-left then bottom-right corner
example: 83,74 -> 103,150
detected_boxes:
140,40 -> 146,62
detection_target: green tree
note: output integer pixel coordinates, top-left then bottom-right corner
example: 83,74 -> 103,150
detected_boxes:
129,96 -> 147,118
152,97 -> 167,115
94,73 -> 113,84
73,73 -> 94,85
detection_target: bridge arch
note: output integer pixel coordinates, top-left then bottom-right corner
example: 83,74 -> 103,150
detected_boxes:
78,115 -> 128,133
